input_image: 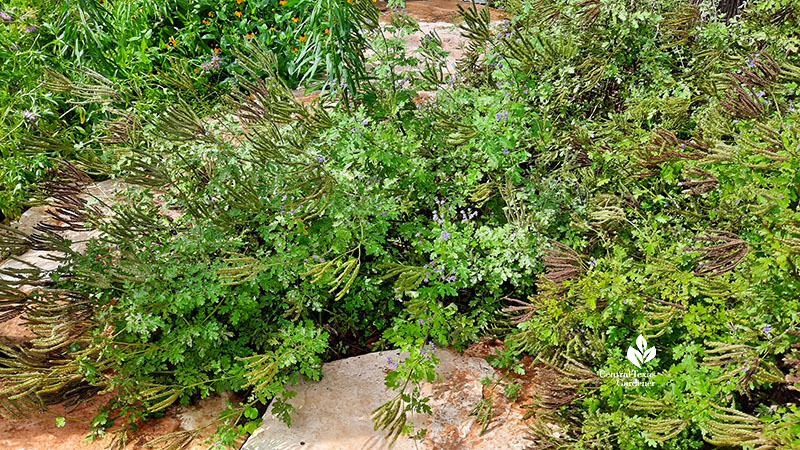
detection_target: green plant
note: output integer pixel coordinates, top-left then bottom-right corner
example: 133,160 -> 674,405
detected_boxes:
4,1 -> 800,449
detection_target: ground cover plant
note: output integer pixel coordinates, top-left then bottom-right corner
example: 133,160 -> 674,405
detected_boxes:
2,0 -> 800,449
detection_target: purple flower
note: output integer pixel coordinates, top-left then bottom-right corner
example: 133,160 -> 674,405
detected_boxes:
21,110 -> 37,123
24,25 -> 37,33
200,54 -> 222,72
495,110 -> 509,122
763,324 -> 773,335
0,11 -> 13,21
439,229 -> 451,240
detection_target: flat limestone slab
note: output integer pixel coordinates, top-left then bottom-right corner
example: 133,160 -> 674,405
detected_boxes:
243,348 -> 529,450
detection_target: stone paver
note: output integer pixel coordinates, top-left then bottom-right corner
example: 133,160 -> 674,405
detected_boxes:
243,348 -> 529,450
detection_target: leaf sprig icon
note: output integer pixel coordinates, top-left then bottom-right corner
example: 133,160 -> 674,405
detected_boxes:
627,335 -> 656,368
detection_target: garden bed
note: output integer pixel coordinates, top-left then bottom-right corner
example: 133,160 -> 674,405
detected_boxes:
3,0 -> 800,449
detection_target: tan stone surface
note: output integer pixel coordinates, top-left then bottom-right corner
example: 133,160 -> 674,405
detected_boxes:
243,348 -> 529,450
0,179 -> 125,281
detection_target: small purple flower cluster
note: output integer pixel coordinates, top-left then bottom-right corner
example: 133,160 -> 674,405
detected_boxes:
755,91 -> 770,106
420,34 -> 437,47
458,207 -> 478,222
395,78 -> 412,91
330,77 -> 349,95
420,341 -> 436,361
350,118 -> 369,136
201,54 -> 221,72
431,199 -> 448,225
495,110 -> 509,122
439,229 -> 451,240
21,110 -> 37,124
358,174 -> 382,184
422,260 -> 456,283
0,11 -> 13,22
278,194 -> 306,216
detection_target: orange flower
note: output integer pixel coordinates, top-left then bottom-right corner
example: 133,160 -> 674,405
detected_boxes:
270,26 -> 276,30
194,68 -> 199,72
247,32 -> 254,39
237,0 -> 243,3
208,11 -> 214,17
292,47 -> 298,52
214,47 -> 221,53
235,10 -> 242,17
291,17 -> 299,22
298,35 -> 306,42
324,27 -> 329,34
202,19 -> 210,24
279,0 -> 287,4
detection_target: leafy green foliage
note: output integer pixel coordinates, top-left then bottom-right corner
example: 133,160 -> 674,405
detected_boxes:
4,0 -> 800,449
